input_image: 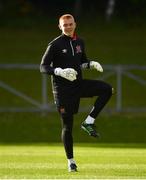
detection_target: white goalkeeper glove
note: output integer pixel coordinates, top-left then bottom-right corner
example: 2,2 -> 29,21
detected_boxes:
54,68 -> 78,81
89,61 -> 103,72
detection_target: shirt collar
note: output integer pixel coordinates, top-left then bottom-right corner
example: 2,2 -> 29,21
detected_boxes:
72,33 -> 77,40
62,33 -> 77,40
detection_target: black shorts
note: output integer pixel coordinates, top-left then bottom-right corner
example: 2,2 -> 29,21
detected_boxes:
53,79 -> 112,114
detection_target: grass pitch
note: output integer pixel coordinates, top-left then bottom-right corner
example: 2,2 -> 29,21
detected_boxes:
0,143 -> 146,179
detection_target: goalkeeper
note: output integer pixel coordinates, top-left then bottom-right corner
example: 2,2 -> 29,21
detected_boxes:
40,14 -> 113,172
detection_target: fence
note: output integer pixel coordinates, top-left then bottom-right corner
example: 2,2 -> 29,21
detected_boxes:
0,64 -> 146,113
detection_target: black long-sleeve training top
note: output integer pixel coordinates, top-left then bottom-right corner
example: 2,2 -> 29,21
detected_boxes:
40,34 -> 90,85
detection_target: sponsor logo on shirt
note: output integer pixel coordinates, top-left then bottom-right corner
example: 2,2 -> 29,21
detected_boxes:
76,45 -> 82,53
62,49 -> 67,53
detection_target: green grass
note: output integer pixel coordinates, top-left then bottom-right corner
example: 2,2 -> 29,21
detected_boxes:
0,143 -> 146,179
1,112 -> 146,143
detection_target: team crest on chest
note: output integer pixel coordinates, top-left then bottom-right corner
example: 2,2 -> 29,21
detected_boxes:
62,49 -> 67,53
76,45 -> 82,53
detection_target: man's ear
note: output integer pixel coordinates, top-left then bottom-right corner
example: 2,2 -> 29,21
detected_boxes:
74,22 -> 76,28
58,24 -> 62,30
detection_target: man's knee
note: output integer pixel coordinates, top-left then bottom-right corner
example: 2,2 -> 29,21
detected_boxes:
61,113 -> 73,132
106,85 -> 114,97
62,126 -> 71,133
112,87 -> 114,95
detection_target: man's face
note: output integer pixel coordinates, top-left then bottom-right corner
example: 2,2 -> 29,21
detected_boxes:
59,17 -> 76,37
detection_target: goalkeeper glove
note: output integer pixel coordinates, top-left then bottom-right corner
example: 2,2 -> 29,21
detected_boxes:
89,61 -> 103,72
54,68 -> 78,81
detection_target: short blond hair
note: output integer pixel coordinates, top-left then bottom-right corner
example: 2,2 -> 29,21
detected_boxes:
59,14 -> 75,24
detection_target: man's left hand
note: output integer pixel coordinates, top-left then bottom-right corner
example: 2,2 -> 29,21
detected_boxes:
90,61 -> 103,72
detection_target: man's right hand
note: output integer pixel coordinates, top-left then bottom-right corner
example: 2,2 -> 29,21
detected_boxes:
54,68 -> 78,81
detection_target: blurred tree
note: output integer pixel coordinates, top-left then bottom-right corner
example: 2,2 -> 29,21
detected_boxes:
0,0 -> 146,20
115,0 -> 146,18
18,0 -> 34,16
74,0 -> 82,18
105,0 -> 115,22
0,1 -> 3,13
